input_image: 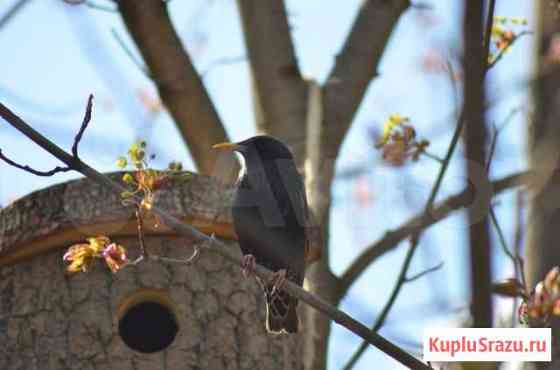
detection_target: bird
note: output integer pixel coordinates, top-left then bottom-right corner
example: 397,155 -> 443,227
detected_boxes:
213,135 -> 317,334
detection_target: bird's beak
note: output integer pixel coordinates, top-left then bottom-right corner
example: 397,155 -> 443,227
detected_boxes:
212,142 -> 244,152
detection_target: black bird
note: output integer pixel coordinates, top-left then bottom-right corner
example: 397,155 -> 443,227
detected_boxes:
213,135 -> 310,334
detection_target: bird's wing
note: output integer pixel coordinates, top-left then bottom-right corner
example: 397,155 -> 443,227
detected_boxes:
277,162 -> 322,266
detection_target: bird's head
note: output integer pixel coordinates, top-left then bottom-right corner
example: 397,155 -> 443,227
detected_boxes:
212,135 -> 294,162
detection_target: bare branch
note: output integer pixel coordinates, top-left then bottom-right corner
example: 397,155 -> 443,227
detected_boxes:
338,171 -> 528,297
71,94 -> 93,158
0,99 -> 432,370
201,55 -> 247,78
118,0 -> 234,176
0,94 -> 94,176
482,0 -> 496,72
0,149 -> 70,176
110,28 -> 149,76
0,0 -> 32,30
487,31 -> 532,70
323,0 -> 410,152
486,123 -> 499,173
514,191 -> 528,294
486,108 -> 521,172
489,207 -> 526,284
62,0 -> 117,13
343,245 -> 442,370
343,88 -> 469,368
463,0 -> 492,328
486,111 -> 527,303
405,262 -> 444,283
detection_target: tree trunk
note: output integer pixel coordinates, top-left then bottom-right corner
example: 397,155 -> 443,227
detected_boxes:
526,1 -> 560,368
463,0 -> 492,329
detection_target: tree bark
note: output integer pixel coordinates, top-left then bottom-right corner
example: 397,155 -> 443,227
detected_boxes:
236,0 -> 308,163
526,0 -> 560,367
323,0 -> 410,152
118,0 -> 236,178
463,0 -> 493,328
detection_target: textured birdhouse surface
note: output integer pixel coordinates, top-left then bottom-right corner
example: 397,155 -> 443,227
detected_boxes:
0,173 -> 301,369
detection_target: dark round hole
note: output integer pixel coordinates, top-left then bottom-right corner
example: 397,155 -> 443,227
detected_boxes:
118,301 -> 178,353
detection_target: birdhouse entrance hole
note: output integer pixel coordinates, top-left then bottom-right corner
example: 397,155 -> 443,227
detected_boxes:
117,289 -> 178,353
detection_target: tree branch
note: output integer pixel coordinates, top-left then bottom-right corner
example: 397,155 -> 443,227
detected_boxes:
71,94 -> 93,158
0,149 -> 71,176
63,0 -> 117,13
482,0 -> 496,72
0,94 -> 93,176
405,262 -> 444,283
0,0 -> 31,30
235,0 -> 308,159
0,99 -> 432,370
338,170 -> 528,297
342,240 -> 441,370
343,64 -> 470,366
463,0 -> 492,328
323,0 -> 410,154
118,0 -> 235,176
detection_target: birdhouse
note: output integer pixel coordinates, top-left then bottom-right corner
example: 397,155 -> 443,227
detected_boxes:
0,172 -> 301,369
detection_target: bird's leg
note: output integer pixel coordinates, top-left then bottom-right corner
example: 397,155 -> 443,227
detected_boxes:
241,254 -> 256,278
270,269 -> 287,295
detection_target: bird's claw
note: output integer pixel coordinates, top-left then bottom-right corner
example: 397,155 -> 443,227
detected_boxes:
270,269 -> 287,295
241,254 -> 256,278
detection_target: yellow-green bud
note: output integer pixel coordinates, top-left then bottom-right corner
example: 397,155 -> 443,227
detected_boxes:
122,173 -> 134,184
116,157 -> 127,168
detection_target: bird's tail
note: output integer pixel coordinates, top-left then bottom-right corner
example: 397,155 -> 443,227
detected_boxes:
265,285 -> 299,334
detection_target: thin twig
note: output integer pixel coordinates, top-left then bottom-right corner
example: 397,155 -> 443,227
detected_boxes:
421,150 -> 444,164
482,0 -> 496,75
487,31 -> 533,70
487,107 -> 521,173
344,7 -> 505,354
0,94 -> 93,176
72,94 -> 93,158
149,232 -> 210,266
445,58 -> 460,118
486,123 -> 499,173
338,170 -> 528,297
511,231 -> 521,325
343,237 -> 419,370
62,0 -> 117,13
497,107 -> 522,132
84,1 -> 117,13
344,87 -> 469,370
0,0 -> 31,30
0,98 -> 432,370
484,99 -> 527,327
405,262 -> 444,283
487,126 -> 527,292
489,207 -> 515,261
135,205 -> 148,259
201,55 -> 247,77
341,105 -> 467,295
513,191 -> 527,290
0,149 -> 71,176
110,28 -> 150,77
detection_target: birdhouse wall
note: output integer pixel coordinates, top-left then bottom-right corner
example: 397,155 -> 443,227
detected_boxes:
0,173 -> 301,369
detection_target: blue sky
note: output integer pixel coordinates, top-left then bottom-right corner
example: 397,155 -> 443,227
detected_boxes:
0,0 -> 534,369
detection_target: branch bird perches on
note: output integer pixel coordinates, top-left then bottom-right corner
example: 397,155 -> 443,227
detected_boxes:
0,97 -> 432,370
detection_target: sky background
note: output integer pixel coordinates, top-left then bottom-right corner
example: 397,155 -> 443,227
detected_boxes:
0,0 -> 534,369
